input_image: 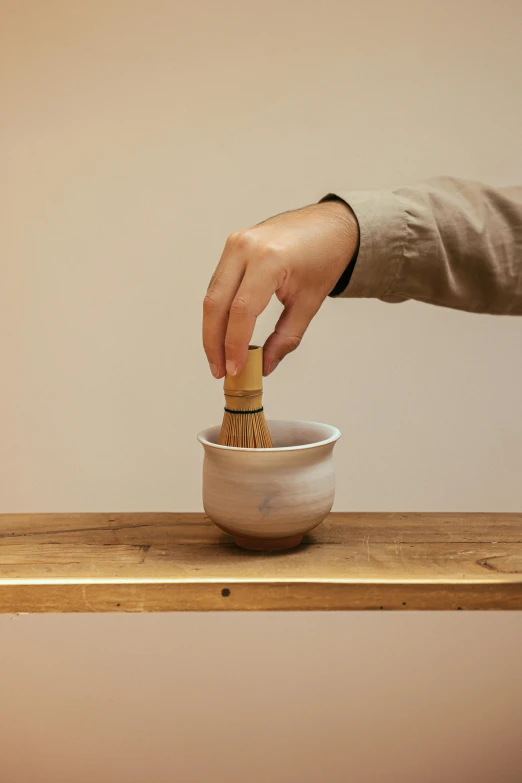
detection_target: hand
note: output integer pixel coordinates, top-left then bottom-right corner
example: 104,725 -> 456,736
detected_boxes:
203,200 -> 359,378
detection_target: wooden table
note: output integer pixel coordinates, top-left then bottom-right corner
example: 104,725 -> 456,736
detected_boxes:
0,512 -> 521,612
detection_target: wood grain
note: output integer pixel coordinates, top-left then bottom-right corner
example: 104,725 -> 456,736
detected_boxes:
0,513 -> 521,612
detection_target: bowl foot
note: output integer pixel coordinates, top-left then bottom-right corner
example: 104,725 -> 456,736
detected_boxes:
233,534 -> 303,551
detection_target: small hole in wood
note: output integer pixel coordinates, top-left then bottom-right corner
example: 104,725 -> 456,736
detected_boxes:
457,606 -> 463,610
379,606 -> 384,610
116,603 -> 121,607
402,602 -> 407,606
221,588 -> 231,597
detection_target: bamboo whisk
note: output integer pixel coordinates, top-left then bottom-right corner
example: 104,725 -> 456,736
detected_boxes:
218,345 -> 273,448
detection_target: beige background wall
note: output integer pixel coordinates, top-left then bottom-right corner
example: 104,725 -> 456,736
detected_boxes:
1,0 -> 521,781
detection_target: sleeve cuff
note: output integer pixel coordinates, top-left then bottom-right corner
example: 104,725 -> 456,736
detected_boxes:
320,189 -> 407,300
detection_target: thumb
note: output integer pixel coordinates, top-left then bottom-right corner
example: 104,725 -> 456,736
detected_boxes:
263,298 -> 319,375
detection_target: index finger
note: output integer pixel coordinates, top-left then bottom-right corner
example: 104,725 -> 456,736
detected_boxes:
203,238 -> 246,377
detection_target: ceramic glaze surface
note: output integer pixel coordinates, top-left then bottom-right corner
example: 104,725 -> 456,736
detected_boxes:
198,420 -> 341,550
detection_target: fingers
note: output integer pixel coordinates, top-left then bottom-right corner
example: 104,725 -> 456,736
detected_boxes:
203,238 -> 246,378
224,260 -> 283,376
262,297 -> 320,375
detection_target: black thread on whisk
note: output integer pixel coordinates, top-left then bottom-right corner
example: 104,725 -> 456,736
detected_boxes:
224,407 -> 264,415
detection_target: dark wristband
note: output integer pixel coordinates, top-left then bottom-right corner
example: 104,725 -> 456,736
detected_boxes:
320,194 -> 360,297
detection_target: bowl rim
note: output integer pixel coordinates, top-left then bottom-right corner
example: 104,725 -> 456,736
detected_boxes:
197,419 -> 341,453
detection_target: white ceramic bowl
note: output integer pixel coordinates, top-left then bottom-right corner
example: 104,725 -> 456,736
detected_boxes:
197,420 -> 341,550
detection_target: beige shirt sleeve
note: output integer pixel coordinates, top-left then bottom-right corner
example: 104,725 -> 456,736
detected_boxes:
330,177 -> 522,315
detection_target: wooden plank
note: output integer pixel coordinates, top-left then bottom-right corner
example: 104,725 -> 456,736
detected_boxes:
0,513 -> 521,612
